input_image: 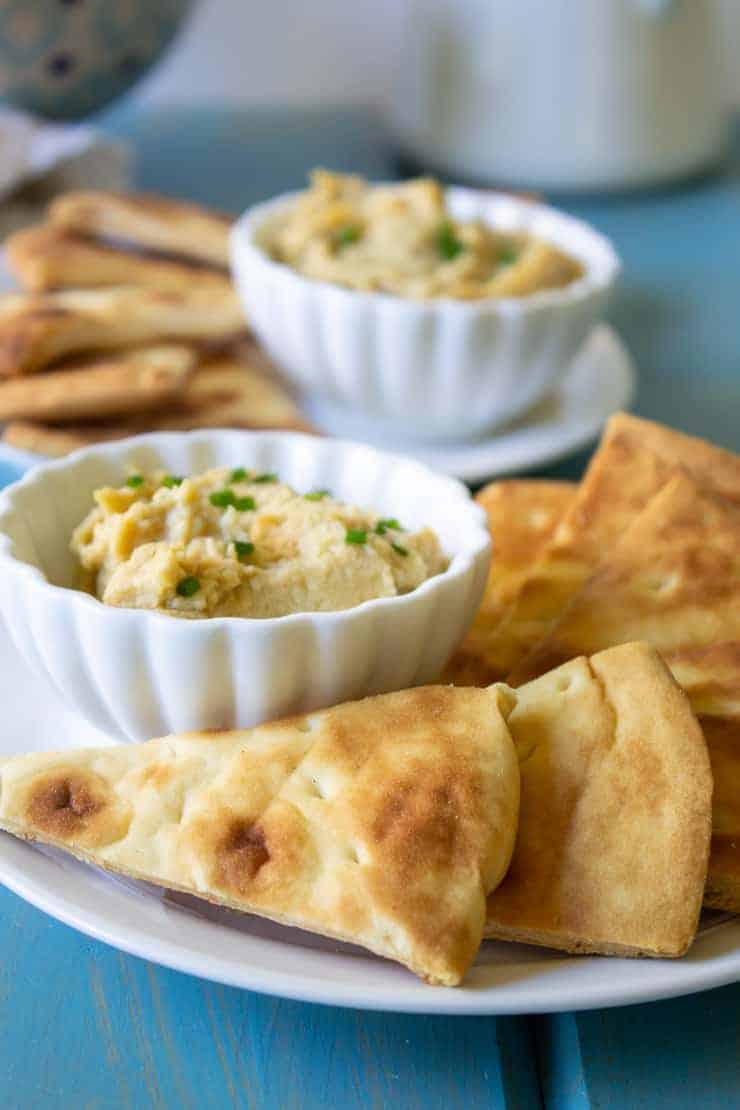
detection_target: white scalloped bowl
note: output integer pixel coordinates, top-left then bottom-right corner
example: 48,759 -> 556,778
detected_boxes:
230,186 -> 620,442
0,430 -> 490,742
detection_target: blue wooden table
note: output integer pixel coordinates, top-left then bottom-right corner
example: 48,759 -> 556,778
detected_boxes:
0,106 -> 738,1109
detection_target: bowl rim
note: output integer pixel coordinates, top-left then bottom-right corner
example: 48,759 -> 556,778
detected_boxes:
230,182 -> 621,315
0,428 -> 491,633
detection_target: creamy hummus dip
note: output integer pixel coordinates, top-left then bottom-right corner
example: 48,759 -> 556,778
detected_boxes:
71,467 -> 447,618
265,170 -> 583,300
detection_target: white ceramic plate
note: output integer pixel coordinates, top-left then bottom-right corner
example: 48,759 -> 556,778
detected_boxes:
0,633 -> 737,1015
302,324 -> 636,484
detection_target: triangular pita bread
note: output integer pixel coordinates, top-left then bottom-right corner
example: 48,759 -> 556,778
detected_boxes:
0,685 -> 519,986
484,413 -> 740,677
507,470 -> 740,685
485,642 -> 712,957
442,480 -> 575,686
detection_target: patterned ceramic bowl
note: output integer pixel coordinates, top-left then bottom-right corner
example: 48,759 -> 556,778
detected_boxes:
0,0 -> 192,119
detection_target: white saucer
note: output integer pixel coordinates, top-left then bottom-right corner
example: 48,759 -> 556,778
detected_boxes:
302,324 -> 636,483
0,628 -> 737,1015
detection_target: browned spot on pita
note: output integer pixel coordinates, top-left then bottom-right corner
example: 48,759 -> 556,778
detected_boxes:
27,773 -> 102,836
216,819 -> 270,894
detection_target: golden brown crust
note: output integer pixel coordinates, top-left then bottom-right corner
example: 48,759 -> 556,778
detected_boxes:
700,714 -> 740,910
5,225 -> 232,295
1,349 -> 313,456
486,414 -> 740,678
508,471 -> 740,685
0,287 -> 246,376
485,642 -> 713,957
0,344 -> 195,423
49,191 -> 232,267
0,685 -> 519,986
441,480 -> 575,685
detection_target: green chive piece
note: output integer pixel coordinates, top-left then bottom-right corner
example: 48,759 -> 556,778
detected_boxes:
335,225 -> 360,247
230,467 -> 248,483
254,472 -> 277,484
176,576 -> 200,597
391,542 -> 409,557
304,489 -> 330,501
498,247 -> 518,266
436,221 -> 464,261
234,540 -> 254,561
345,528 -> 367,545
234,496 -> 256,511
125,474 -> 144,488
375,518 -> 402,535
209,488 -> 236,508
162,475 -> 183,488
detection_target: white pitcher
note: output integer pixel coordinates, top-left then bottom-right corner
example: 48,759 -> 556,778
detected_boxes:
391,0 -> 726,189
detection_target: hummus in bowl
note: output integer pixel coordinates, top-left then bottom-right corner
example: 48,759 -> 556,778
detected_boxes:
264,170 -> 583,301
231,180 -> 620,440
72,467 -> 446,618
0,430 -> 490,739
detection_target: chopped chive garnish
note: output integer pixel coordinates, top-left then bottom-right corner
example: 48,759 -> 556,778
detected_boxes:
230,467 -> 248,483
335,225 -> 360,247
254,472 -> 277,484
345,528 -> 367,545
375,518 -> 402,535
304,489 -> 330,501
498,247 -> 518,266
436,221 -> 464,261
234,540 -> 254,561
209,488 -> 236,508
161,475 -> 183,488
176,576 -> 200,597
125,474 -> 144,488
234,495 -> 256,511
391,542 -> 409,557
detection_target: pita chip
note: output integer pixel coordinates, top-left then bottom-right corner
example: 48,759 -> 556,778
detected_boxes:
442,480 -> 575,686
508,471 -> 740,685
5,225 -> 232,295
49,190 -> 232,267
487,414 -> 740,677
0,685 -> 520,986
0,286 -> 246,376
485,642 -> 712,957
0,344 -> 196,423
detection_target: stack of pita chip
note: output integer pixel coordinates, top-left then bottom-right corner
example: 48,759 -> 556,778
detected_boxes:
0,191 -> 311,456
0,641 -> 714,984
446,412 -> 740,931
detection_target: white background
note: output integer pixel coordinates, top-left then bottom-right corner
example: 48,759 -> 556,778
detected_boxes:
132,0 -> 740,110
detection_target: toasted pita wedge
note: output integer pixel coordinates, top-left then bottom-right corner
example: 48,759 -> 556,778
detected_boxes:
508,471 -> 740,685
662,641 -> 740,911
152,354 -> 311,433
485,642 -> 712,957
0,685 -> 519,986
6,225 -> 232,295
1,356 -> 312,456
0,344 -> 195,423
0,287 -> 246,376
701,714 -> 740,911
442,480 -> 575,686
49,190 -> 231,267
667,642 -> 740,720
488,414 -> 740,677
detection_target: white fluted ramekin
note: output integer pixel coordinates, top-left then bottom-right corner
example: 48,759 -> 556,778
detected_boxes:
231,187 -> 620,441
0,430 -> 490,742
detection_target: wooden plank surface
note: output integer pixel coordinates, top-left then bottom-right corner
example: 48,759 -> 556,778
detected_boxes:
0,887 -> 541,1109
